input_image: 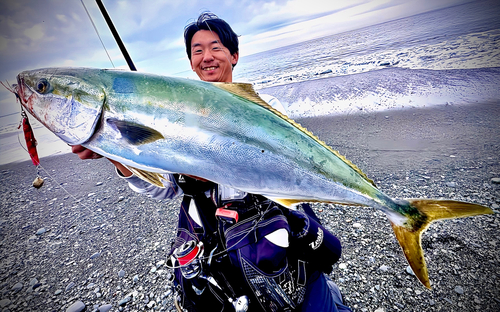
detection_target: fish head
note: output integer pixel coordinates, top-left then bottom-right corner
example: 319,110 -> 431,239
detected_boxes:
16,68 -> 105,145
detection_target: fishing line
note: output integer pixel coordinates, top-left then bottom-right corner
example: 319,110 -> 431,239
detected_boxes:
81,0 -> 115,68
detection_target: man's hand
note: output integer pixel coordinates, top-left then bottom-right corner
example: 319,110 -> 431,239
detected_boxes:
71,145 -> 102,160
71,145 -> 133,177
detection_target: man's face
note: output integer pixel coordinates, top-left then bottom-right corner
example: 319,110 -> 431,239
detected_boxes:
190,30 -> 238,83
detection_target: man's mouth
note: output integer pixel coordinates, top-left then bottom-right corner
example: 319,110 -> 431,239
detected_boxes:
202,66 -> 218,71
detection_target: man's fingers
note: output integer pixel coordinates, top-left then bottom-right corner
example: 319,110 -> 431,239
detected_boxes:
71,145 -> 102,160
71,145 -> 86,153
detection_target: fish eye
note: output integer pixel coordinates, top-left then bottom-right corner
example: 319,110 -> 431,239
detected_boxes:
36,79 -> 49,94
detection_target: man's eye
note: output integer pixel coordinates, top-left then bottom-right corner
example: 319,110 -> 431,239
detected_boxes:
193,49 -> 202,54
213,47 -> 221,51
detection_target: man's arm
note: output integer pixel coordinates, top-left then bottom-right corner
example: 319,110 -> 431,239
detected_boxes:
71,145 -> 181,199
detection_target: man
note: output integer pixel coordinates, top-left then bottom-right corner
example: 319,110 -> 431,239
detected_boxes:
73,12 -> 350,312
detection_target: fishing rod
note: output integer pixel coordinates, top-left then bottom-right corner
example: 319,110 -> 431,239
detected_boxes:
95,0 -> 137,71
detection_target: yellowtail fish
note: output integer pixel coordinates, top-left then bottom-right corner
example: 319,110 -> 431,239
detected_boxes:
14,67 -> 493,288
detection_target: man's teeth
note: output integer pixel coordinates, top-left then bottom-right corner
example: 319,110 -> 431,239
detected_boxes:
203,67 -> 217,71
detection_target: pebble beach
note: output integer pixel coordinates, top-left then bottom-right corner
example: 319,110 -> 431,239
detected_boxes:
0,101 -> 499,312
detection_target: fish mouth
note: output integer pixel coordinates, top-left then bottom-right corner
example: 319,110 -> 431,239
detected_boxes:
16,75 -> 29,106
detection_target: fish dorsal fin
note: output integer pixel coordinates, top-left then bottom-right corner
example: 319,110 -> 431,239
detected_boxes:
213,82 -> 376,187
214,82 -> 272,109
107,118 -> 164,145
127,166 -> 166,188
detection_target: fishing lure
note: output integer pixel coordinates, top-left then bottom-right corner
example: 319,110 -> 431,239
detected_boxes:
19,110 -> 40,167
18,109 -> 44,188
1,80 -> 44,188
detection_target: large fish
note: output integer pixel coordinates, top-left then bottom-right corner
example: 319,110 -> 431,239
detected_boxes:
14,67 -> 492,289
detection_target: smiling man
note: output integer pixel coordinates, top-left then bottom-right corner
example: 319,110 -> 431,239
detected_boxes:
188,29 -> 238,82
184,13 -> 239,83
73,12 -> 350,312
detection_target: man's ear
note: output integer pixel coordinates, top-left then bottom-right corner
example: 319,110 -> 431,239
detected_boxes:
231,52 -> 239,66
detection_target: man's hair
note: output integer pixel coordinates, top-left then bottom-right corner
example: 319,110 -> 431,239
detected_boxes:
184,12 -> 239,67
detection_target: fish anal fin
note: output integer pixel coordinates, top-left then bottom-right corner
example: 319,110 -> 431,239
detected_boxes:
127,166 -> 166,188
107,118 -> 164,145
267,198 -> 367,209
390,199 -> 493,289
267,198 -> 304,209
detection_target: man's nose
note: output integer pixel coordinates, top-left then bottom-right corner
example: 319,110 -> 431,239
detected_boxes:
202,50 -> 214,62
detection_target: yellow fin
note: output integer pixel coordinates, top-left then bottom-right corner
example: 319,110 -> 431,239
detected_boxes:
213,82 -> 375,187
267,197 -> 366,209
391,199 -> 493,289
267,198 -> 304,209
127,166 -> 166,188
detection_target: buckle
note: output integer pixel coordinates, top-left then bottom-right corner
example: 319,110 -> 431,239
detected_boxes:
216,206 -> 239,223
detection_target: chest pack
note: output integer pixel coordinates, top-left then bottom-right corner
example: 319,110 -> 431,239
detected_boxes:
167,175 -> 341,312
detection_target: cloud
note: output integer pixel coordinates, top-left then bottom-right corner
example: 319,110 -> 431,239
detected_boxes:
56,14 -> 68,23
23,24 -> 45,41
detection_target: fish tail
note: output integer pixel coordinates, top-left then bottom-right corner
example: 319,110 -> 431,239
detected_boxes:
389,199 -> 493,289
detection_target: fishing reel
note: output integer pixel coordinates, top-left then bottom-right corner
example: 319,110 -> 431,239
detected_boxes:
172,240 -> 205,279
168,240 -> 249,312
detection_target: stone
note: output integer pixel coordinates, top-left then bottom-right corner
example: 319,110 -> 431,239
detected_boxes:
55,289 -> 63,295
353,223 -> 362,228
445,182 -> 457,188
65,281 -> 75,292
118,270 -> 125,278
12,282 -> 23,293
118,296 -> 131,306
338,263 -> 347,269
36,228 -> 46,235
90,252 -> 101,259
66,300 -> 85,312
379,265 -> 389,272
491,178 -> 500,184
133,275 -> 139,283
406,266 -> 415,276
98,304 -> 113,312
374,308 -> 385,312
454,285 -> 464,295
0,299 -> 11,308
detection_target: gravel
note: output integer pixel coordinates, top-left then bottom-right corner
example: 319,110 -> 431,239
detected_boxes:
0,102 -> 498,311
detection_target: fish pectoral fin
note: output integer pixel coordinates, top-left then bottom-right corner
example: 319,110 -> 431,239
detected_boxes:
107,118 -> 164,145
390,199 -> 493,289
127,166 -> 166,188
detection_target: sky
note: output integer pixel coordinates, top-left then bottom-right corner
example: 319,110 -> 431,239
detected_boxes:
0,0 -> 470,118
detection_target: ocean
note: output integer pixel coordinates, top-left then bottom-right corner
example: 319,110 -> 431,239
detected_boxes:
1,0 -> 499,165
236,0 -> 500,117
